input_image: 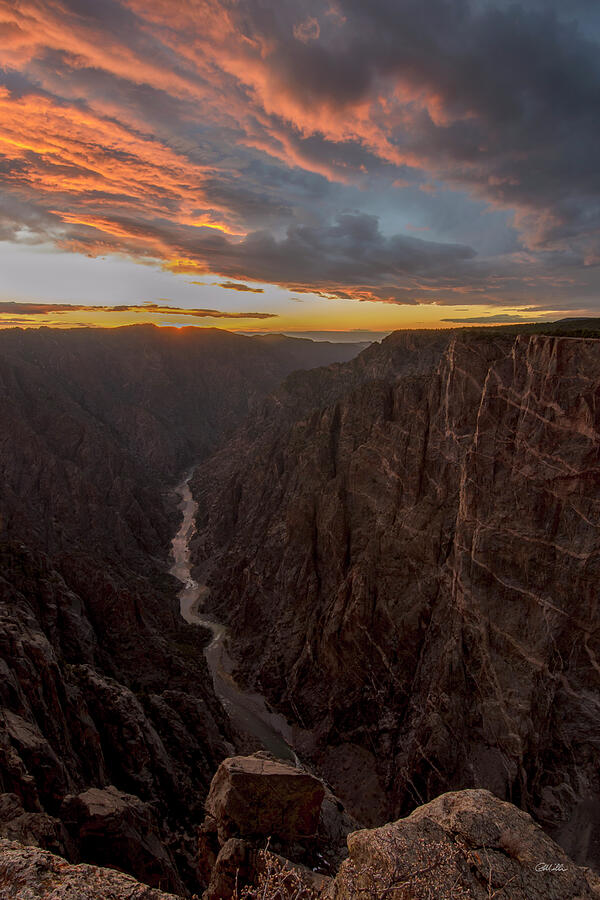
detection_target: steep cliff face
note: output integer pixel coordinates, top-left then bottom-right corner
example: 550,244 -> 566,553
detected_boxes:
193,331 -> 600,866
0,540 -> 231,893
0,325 -> 365,892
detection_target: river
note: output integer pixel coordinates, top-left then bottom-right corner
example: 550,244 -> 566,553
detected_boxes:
170,470 -> 298,764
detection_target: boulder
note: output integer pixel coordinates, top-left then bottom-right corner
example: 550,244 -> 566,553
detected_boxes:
0,838 -> 181,899
205,838 -> 255,900
61,785 -> 184,894
0,792 -> 72,858
327,789 -> 600,900
205,755 -> 324,844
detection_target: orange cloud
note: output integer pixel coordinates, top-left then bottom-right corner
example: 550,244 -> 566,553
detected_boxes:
0,85 -> 239,236
1,0 -> 598,315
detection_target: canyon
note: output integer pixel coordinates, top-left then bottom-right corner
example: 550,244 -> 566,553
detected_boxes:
0,324 -> 365,892
192,324 -> 600,871
1,320 -> 600,897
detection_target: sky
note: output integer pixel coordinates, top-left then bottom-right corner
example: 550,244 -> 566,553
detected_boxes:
0,0 -> 599,338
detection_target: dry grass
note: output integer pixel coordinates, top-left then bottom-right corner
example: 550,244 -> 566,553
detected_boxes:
232,849 -> 319,900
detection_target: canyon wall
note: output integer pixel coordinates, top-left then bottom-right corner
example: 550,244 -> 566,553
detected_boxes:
193,330 -> 600,867
0,325 -> 363,892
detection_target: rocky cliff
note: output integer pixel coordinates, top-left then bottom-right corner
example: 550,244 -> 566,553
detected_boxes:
193,328 -> 600,868
0,325 -> 364,893
5,757 -> 597,900
5,776 -> 600,900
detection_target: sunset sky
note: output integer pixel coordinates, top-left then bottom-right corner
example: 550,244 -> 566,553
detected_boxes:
1,0 -> 599,337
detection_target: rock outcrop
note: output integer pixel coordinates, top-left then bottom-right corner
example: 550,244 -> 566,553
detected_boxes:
2,785 -> 599,899
199,754 -> 357,899
61,785 -> 184,894
205,756 -> 325,843
0,838 -> 180,899
0,793 -> 70,858
193,327 -> 600,868
327,789 -> 600,900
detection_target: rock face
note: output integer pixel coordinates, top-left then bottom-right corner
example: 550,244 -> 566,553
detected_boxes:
2,787 -> 598,900
0,793 -> 70,858
327,789 -> 600,900
0,838 -> 180,899
199,753 -> 356,899
0,325 -> 365,559
193,328 -> 600,867
0,537 -> 231,893
206,756 -> 325,843
61,786 -> 184,894
204,837 -> 256,900
0,325 -> 364,892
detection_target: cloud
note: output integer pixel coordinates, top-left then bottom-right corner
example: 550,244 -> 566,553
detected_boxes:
0,0 -> 599,312
0,301 -> 276,319
215,281 -> 265,293
440,313 -> 540,323
293,17 -> 321,43
156,212 -> 489,304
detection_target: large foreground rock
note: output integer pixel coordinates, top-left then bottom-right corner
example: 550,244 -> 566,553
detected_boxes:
328,789 -> 600,900
205,755 -> 325,843
199,754 -> 354,898
0,839 -> 181,899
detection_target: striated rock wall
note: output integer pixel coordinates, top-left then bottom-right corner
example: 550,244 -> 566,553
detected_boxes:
193,331 -> 600,866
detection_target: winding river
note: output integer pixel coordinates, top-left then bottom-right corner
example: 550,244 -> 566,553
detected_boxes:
170,470 -> 297,763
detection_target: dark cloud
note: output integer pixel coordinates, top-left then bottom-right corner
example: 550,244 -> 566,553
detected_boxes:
0,0 -> 599,311
47,208 -> 600,306
248,0 -> 600,252
0,303 -> 78,315
159,212 -> 483,303
441,313 -> 541,323
0,301 -> 276,320
215,282 -> 265,293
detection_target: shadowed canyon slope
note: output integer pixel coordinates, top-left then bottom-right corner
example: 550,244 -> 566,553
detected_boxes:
0,325 -> 365,892
192,327 -> 600,867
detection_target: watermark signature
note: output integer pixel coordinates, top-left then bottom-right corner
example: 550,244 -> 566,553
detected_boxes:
535,862 -> 567,872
